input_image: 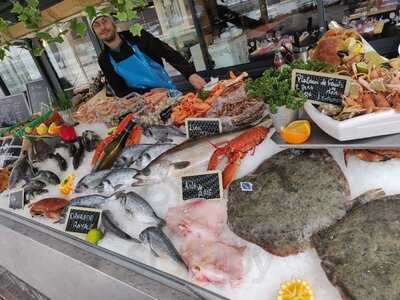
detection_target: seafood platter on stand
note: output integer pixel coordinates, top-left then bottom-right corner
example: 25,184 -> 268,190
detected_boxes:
2,24 -> 400,300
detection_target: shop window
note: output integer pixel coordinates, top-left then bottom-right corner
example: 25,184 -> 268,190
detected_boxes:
0,46 -> 42,95
44,17 -> 100,92
135,1 -> 202,76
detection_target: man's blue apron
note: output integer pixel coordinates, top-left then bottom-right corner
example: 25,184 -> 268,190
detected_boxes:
109,43 -> 176,90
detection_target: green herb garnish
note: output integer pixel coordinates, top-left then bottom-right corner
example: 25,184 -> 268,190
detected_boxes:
245,60 -> 332,114
197,90 -> 210,101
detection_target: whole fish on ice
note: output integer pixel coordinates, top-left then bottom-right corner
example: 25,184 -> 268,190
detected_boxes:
142,125 -> 185,143
129,143 -> 177,170
8,152 -> 36,189
97,168 -> 141,193
113,144 -> 153,168
139,226 -> 186,269
102,210 -> 141,243
120,191 -> 165,226
75,170 -> 111,193
31,170 -> 60,185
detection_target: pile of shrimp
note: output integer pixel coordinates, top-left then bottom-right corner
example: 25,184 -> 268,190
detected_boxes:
73,95 -> 143,124
171,72 -> 249,126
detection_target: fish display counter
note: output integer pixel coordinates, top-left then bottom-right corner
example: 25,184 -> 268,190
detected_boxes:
1,27 -> 400,300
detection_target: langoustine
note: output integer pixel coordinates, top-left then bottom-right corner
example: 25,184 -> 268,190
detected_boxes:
344,149 -> 400,165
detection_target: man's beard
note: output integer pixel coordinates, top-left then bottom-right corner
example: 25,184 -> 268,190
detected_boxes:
103,31 -> 117,43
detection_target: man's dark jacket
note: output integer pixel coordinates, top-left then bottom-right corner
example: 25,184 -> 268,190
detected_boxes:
98,30 -> 196,97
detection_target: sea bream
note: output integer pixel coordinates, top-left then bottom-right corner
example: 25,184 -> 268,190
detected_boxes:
31,170 -> 60,185
139,226 -> 186,269
120,191 -> 165,226
75,170 -> 111,193
97,168 -> 141,193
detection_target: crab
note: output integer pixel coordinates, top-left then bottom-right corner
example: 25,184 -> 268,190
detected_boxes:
29,198 -> 70,219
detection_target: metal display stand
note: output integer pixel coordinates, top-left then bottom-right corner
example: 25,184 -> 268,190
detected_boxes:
0,209 -> 226,300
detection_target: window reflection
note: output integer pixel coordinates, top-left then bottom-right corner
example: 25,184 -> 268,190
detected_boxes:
0,46 -> 42,94
44,18 -> 100,91
138,1 -> 199,76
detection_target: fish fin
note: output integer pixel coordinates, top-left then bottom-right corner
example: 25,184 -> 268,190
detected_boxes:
349,188 -> 386,211
114,184 -> 123,190
172,161 -> 190,170
131,237 -> 142,244
156,216 -> 166,227
131,178 -> 146,187
150,247 -> 160,258
54,217 -> 66,225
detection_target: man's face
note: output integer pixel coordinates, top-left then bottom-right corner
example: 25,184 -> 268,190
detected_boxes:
92,16 -> 117,43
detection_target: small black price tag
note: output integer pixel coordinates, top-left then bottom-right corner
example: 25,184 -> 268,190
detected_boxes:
185,118 -> 222,139
65,207 -> 102,236
8,189 -> 24,210
181,171 -> 223,201
159,105 -> 173,122
292,69 -> 351,105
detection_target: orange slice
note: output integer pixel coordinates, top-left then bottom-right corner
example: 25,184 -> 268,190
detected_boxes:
280,120 -> 311,144
277,279 -> 314,300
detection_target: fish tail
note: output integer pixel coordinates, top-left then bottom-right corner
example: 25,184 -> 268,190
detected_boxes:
156,216 -> 166,227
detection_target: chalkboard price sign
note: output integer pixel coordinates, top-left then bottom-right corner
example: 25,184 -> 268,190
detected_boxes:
65,207 -> 102,236
185,118 -> 222,139
292,69 -> 351,105
0,94 -> 31,126
26,80 -> 53,114
9,189 -> 24,210
181,171 -> 223,201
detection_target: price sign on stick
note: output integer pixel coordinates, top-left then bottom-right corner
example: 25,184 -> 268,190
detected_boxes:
186,118 -> 222,139
181,171 -> 223,201
292,69 -> 351,105
65,207 -> 102,236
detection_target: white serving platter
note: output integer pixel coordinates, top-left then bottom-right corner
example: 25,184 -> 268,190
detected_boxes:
304,101 -> 400,141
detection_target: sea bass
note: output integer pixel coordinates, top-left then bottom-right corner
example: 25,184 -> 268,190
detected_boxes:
120,191 -> 165,226
139,226 -> 186,269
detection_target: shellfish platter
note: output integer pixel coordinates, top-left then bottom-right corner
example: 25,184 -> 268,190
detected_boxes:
304,101 -> 400,141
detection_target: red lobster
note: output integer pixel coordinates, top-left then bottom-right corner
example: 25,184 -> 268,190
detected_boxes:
207,127 -> 268,189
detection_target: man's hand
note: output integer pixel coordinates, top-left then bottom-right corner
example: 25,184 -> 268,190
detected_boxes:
189,74 -> 207,90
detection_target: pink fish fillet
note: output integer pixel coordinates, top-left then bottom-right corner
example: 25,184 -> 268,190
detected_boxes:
181,237 -> 246,286
166,199 -> 226,239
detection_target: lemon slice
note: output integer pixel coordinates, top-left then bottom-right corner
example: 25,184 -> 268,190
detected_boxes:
277,279 -> 314,300
356,62 -> 368,74
280,120 -> 311,144
365,51 -> 385,67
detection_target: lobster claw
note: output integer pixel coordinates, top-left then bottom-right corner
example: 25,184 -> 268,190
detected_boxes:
222,159 -> 241,189
207,147 -> 227,170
